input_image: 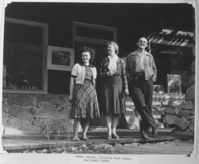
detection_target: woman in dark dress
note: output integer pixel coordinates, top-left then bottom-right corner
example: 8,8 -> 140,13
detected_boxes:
69,47 -> 100,141
100,41 -> 129,139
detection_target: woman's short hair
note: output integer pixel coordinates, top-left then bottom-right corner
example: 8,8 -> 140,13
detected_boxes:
77,47 -> 96,63
107,41 -> 119,55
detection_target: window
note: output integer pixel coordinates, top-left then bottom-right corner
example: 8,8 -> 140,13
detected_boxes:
3,18 -> 48,93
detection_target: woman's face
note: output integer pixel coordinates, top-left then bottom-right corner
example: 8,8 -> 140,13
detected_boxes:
107,44 -> 115,55
81,51 -> 91,64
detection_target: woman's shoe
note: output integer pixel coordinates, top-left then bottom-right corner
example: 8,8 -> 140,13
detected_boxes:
72,136 -> 80,141
141,131 -> 149,140
82,137 -> 89,140
107,134 -> 112,140
112,133 -> 119,139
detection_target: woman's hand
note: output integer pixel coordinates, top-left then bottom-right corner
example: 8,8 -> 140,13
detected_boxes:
125,89 -> 129,96
69,95 -> 73,103
106,71 -> 116,76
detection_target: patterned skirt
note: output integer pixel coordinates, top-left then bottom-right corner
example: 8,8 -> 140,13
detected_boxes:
101,76 -> 126,115
70,80 -> 100,119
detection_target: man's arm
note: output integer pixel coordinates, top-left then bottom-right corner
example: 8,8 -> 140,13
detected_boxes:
125,54 -> 132,82
151,55 -> 157,82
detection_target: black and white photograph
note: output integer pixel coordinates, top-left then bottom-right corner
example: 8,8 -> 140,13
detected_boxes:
0,0 -> 198,164
47,46 -> 74,71
167,74 -> 182,94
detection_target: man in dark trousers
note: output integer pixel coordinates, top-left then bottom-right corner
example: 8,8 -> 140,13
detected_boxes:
126,37 -> 158,139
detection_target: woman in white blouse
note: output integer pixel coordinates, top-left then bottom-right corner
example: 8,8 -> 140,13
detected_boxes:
69,47 -> 100,141
100,41 -> 129,139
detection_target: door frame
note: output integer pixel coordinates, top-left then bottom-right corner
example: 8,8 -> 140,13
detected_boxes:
73,22 -> 117,126
73,21 -> 117,46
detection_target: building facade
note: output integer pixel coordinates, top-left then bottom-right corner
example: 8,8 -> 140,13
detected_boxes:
1,2 -> 195,134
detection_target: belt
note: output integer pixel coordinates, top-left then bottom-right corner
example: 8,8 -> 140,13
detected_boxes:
131,72 -> 144,77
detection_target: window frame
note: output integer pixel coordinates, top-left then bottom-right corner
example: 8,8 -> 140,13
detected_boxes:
3,17 -> 48,94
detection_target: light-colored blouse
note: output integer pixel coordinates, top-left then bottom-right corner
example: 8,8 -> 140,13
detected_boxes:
71,63 -> 97,85
108,55 -> 118,73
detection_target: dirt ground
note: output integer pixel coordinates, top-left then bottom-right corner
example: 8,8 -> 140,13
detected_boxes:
112,139 -> 194,155
9,139 -> 194,156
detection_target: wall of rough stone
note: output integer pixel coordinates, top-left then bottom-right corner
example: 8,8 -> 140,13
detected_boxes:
2,91 -> 195,136
2,93 -> 73,135
155,100 -> 195,135
156,46 -> 195,135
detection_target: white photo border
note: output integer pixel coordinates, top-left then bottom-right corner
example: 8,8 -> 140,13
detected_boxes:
0,1 -> 198,164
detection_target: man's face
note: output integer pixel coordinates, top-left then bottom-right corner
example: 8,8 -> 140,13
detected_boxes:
137,38 -> 148,49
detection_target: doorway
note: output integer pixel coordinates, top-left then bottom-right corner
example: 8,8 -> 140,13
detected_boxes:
73,22 -> 117,126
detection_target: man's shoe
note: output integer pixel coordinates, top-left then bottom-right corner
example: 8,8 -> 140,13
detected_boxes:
141,131 -> 149,140
152,125 -> 158,138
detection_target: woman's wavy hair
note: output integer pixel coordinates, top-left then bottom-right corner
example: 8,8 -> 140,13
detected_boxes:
77,47 -> 96,64
107,41 -> 119,55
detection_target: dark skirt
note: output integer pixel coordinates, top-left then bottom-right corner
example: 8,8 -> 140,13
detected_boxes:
70,80 -> 100,119
101,76 -> 125,115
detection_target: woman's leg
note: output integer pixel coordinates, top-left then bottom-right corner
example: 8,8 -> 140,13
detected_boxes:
105,114 -> 112,137
81,118 -> 90,140
112,114 -> 119,137
73,118 -> 80,140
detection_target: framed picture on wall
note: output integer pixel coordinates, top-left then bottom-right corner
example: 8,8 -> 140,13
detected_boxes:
47,46 -> 74,71
167,74 -> 182,94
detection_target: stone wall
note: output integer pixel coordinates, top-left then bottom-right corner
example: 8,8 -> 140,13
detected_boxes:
2,93 -> 73,135
2,92 -> 195,135
154,100 -> 195,135
155,46 -> 195,135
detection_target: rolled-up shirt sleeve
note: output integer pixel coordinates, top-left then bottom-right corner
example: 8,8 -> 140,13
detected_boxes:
125,55 -> 131,82
151,55 -> 157,82
121,59 -> 128,90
